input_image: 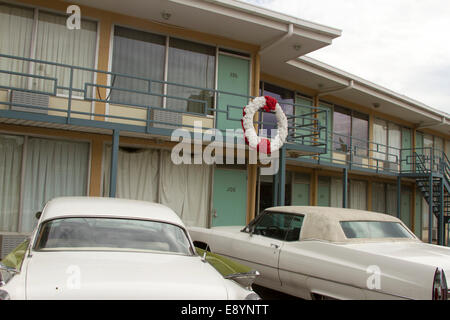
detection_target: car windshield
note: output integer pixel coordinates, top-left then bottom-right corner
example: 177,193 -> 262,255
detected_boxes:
340,221 -> 414,239
34,217 -> 194,255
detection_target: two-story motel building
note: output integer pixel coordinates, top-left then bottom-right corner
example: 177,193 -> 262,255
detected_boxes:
1,0 -> 450,257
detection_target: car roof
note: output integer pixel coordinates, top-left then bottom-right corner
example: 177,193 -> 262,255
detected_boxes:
264,206 -> 412,243
40,197 -> 185,227
265,206 -> 400,222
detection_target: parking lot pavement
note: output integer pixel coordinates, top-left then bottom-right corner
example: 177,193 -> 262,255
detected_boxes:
253,285 -> 302,300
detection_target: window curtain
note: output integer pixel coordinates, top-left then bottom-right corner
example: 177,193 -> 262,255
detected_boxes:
386,184 -> 397,216
423,134 -> 433,170
434,136 -> 444,171
167,38 -> 215,113
159,151 -> 212,227
0,3 -> 34,89
102,146 -> 159,202
352,112 -> 369,157
34,11 -> 97,96
373,118 -> 387,160
22,138 -> 89,232
333,107 -> 351,152
371,182 -> 386,213
330,177 -> 343,208
111,27 -> 165,109
387,122 -> 401,165
102,148 -> 212,227
0,135 -> 24,232
349,180 -> 367,210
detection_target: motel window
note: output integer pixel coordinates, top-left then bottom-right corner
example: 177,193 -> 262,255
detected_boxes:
0,134 -> 90,233
371,182 -> 386,213
102,147 -> 212,228
371,181 -> 397,216
111,26 -> 216,114
0,3 -> 34,89
167,38 -> 216,114
261,82 -> 295,138
0,2 -> 97,95
373,118 -> 405,165
332,106 -> 368,155
349,180 -> 367,210
111,27 -> 166,109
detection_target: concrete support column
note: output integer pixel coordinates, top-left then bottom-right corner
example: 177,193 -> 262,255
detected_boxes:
343,168 -> 348,208
439,178 -> 444,245
109,129 -> 120,197
272,165 -> 279,206
429,173 -> 433,244
278,146 -> 286,206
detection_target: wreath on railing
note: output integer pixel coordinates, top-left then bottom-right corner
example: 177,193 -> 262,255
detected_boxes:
241,96 -> 288,154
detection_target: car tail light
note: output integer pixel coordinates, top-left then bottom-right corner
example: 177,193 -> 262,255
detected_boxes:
432,268 -> 448,300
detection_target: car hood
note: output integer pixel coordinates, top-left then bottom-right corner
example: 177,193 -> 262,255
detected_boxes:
25,251 -> 230,299
344,241 -> 450,271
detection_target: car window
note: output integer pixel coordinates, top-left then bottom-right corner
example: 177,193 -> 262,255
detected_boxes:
340,221 -> 414,239
250,211 -> 304,241
34,217 -> 194,255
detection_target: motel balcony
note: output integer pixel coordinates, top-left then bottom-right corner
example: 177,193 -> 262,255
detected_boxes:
1,54 -> 449,179
0,53 -> 328,156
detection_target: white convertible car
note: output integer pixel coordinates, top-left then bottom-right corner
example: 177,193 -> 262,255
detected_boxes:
188,206 -> 450,300
0,197 -> 259,300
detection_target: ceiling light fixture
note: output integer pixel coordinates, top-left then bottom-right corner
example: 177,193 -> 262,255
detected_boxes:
161,11 -> 171,20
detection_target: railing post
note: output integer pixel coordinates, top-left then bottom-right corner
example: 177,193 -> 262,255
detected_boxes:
349,135 -> 353,170
278,146 -> 286,206
272,167 -> 279,207
439,178 -> 444,246
343,167 -> 348,208
397,176 -> 401,219
429,172 -> 433,244
67,68 -> 74,124
109,129 -> 120,198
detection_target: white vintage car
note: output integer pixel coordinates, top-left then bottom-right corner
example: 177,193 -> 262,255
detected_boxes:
188,206 -> 450,300
0,197 -> 260,300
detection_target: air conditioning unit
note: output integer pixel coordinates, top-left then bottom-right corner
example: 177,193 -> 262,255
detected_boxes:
10,90 -> 49,114
383,161 -> 398,171
0,234 -> 29,260
152,109 -> 182,130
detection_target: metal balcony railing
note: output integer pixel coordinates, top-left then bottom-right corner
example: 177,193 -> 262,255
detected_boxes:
0,53 -> 328,154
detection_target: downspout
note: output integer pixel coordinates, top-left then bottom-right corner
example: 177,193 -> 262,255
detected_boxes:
259,23 -> 294,55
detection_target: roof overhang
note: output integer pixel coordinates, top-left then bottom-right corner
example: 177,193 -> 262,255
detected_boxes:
263,55 -> 450,136
71,0 -> 341,59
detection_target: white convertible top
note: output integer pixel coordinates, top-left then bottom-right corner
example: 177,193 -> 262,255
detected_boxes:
265,206 -> 417,243
40,197 -> 185,227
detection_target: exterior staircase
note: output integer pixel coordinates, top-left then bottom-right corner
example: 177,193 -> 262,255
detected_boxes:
410,150 -> 450,245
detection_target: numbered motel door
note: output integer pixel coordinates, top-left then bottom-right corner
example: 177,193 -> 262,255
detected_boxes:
216,52 -> 250,131
212,168 -> 247,227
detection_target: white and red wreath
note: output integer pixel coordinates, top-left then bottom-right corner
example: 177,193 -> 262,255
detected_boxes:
241,96 -> 288,154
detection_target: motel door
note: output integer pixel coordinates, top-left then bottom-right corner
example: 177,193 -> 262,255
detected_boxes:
216,53 -> 250,131
291,173 -> 310,206
212,168 -> 247,227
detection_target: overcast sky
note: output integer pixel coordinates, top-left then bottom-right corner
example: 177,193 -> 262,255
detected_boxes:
244,0 -> 450,114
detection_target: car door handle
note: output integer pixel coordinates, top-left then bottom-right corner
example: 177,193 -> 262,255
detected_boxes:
270,243 -> 279,249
